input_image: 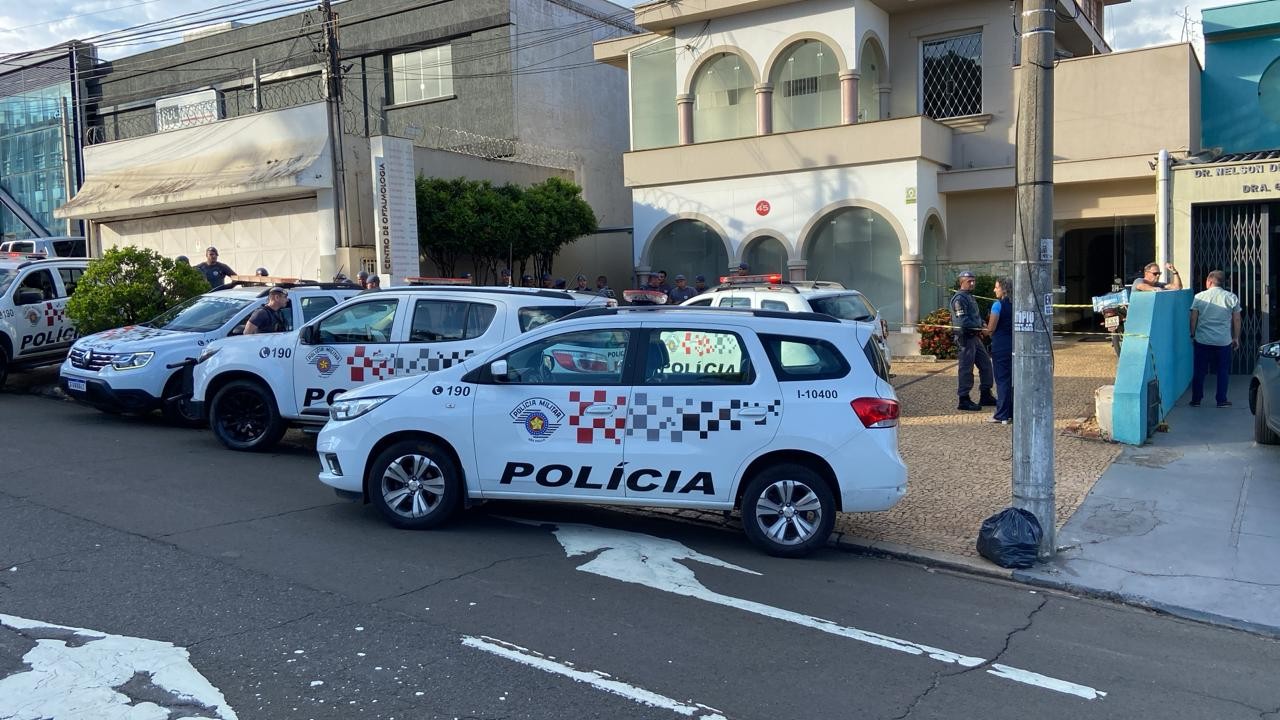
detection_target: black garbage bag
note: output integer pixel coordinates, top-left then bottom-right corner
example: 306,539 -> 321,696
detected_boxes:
976,508 -> 1043,568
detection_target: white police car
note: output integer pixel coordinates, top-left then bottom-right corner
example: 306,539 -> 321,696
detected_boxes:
316,305 -> 905,557
681,274 -> 892,371
192,284 -> 608,452
60,277 -> 361,423
0,254 -> 86,389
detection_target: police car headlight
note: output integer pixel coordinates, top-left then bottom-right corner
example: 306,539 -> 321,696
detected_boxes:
330,396 -> 391,421
197,346 -> 220,364
111,352 -> 154,370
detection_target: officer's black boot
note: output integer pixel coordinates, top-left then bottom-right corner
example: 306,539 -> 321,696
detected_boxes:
958,397 -> 982,411
979,391 -> 998,407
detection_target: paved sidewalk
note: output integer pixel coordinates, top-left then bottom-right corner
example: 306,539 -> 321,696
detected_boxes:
1016,377 -> 1280,636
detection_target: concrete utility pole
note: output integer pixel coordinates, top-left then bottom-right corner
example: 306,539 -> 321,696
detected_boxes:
320,0 -> 349,253
1013,0 -> 1056,558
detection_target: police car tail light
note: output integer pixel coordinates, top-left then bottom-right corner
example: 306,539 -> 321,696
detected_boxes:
851,397 -> 899,428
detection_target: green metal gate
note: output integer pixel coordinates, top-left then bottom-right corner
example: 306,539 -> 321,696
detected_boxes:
1191,203 -> 1273,374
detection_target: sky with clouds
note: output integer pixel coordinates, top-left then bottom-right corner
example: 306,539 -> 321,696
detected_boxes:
0,0 -> 1252,61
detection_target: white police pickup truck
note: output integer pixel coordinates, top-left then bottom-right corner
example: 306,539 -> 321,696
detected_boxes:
0,255 -> 86,389
60,277 -> 361,423
192,285 -> 607,452
316,305 -> 905,557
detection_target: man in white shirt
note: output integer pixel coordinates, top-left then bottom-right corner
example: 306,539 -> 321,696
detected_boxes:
1189,270 -> 1242,408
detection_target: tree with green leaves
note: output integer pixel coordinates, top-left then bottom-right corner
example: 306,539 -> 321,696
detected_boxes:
65,246 -> 210,335
519,177 -> 597,281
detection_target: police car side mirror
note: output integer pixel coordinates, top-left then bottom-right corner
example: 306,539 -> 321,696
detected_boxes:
16,288 -> 43,306
299,324 -> 316,345
490,359 -> 509,382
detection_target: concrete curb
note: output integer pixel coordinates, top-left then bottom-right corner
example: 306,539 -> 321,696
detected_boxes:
1011,570 -> 1280,640
828,532 -> 1013,581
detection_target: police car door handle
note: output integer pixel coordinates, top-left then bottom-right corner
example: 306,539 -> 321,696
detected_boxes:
737,407 -> 768,418
584,404 -> 616,415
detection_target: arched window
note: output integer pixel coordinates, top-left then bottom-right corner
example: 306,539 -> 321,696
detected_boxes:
858,40 -> 885,122
743,236 -> 788,276
771,40 -> 840,132
805,207 -> 903,322
692,53 -> 755,142
1261,57 -> 1280,124
921,216 -> 946,312
648,219 -> 729,283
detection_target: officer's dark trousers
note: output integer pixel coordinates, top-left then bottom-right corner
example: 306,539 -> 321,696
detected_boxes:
956,332 -> 993,399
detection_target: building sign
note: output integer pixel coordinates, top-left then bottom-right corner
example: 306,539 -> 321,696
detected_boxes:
755,200 -> 771,216
1190,161 -> 1280,196
905,187 -> 917,205
155,89 -> 222,132
370,135 -> 420,283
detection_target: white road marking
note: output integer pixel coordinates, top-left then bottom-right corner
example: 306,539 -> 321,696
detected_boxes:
0,613 -> 237,719
536,521 -> 1106,701
462,635 -> 729,719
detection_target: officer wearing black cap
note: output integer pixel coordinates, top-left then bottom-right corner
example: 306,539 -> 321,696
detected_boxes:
693,274 -> 708,294
668,274 -> 697,303
951,271 -> 996,411
521,274 -> 535,288
195,246 -> 235,288
573,274 -> 591,292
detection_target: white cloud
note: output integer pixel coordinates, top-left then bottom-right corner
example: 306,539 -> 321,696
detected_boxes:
1105,0 -> 1244,53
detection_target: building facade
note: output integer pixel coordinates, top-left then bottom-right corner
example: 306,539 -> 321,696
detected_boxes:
0,44 -> 93,240
57,0 -> 633,283
596,0 -> 1201,353
1168,0 -> 1280,373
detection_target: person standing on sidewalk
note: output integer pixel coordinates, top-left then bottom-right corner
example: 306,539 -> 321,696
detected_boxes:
951,271 -> 996,412
1189,270 -> 1242,408
983,277 -> 1014,424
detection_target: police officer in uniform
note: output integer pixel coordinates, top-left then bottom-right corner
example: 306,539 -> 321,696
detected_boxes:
244,287 -> 289,335
950,271 -> 996,411
668,274 -> 697,303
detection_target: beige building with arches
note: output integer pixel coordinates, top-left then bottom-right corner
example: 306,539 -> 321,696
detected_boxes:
596,0 -> 1201,354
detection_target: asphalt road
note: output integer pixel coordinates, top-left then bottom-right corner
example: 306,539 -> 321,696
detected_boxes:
1,388 -> 1278,720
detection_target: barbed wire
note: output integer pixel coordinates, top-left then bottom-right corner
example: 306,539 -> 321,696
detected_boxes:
384,117 -> 580,171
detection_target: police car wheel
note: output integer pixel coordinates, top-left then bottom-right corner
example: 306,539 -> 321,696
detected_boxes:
369,439 -> 462,530
209,379 -> 287,451
741,465 -> 835,558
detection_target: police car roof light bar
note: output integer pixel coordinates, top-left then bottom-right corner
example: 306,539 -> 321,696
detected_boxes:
2,251 -> 47,261
622,289 -> 669,304
567,305 -> 841,324
226,275 -> 318,288
404,277 -> 474,286
719,273 -> 784,285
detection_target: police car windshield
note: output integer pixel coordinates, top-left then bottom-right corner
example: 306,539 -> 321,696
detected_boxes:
518,306 -> 577,332
141,294 -> 254,332
808,294 -> 876,322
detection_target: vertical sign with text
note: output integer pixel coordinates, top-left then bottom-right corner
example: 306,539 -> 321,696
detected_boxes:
370,136 -> 420,283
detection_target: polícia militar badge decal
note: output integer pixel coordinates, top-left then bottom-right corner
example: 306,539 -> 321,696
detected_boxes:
308,346 -> 342,378
510,397 -> 564,442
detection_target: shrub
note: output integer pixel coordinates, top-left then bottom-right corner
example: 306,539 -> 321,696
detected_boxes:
66,246 -> 210,335
920,307 -> 957,359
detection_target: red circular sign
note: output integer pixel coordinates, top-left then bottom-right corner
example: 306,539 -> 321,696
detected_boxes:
755,200 -> 771,216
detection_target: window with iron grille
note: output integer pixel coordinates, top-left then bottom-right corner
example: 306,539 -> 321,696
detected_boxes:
921,32 -> 982,119
783,76 -> 819,98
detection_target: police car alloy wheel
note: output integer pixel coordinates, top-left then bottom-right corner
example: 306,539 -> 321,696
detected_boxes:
369,439 -> 462,529
209,379 -> 287,451
162,392 -> 204,427
741,464 -> 835,558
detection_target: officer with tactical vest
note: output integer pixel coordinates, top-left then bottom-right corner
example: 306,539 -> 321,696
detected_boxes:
950,271 -> 996,412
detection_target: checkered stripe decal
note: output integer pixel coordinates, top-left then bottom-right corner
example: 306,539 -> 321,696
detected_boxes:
347,345 -> 393,382
665,331 -> 740,358
43,302 -> 66,327
626,393 -> 781,442
567,389 -> 628,445
393,348 -> 474,375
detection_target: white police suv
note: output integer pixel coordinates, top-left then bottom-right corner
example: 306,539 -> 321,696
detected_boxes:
681,274 -> 892,371
1,254 -> 86,389
192,284 -> 608,452
60,277 -> 361,423
316,305 -> 905,557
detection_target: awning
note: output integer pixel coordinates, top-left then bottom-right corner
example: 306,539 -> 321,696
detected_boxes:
57,102 -> 332,221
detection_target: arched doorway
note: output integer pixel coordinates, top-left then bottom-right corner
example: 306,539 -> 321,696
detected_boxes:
770,39 -> 841,132
858,38 -> 886,122
692,52 -> 756,142
921,215 -> 946,313
804,206 -> 903,320
647,219 -> 730,286
743,235 -> 788,276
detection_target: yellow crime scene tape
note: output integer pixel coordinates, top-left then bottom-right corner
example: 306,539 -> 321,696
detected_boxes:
920,277 -> 1105,309
912,322 -> 1149,339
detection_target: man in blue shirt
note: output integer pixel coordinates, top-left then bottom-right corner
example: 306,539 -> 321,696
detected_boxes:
1189,270 -> 1242,407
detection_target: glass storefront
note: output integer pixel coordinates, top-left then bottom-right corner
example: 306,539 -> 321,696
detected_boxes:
771,40 -> 840,133
648,219 -> 730,284
630,37 -> 677,151
805,206 -> 903,322
0,81 -> 72,239
1053,215 -> 1154,330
